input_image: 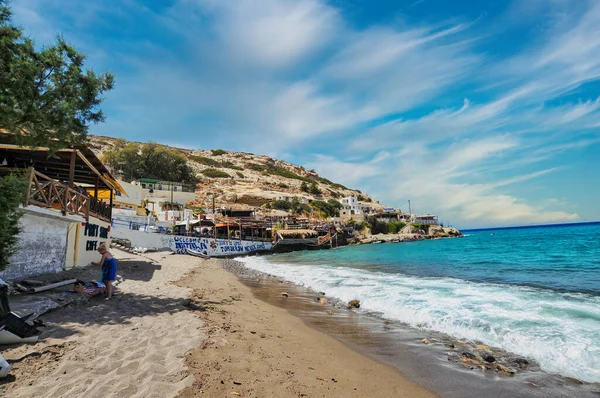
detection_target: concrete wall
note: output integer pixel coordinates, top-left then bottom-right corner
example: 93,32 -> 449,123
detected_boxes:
114,181 -> 144,207
1,213 -> 69,280
111,226 -> 168,250
72,216 -> 111,268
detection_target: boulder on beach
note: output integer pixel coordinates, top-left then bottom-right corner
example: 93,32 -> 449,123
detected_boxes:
443,227 -> 462,236
427,225 -> 447,238
348,300 -> 360,308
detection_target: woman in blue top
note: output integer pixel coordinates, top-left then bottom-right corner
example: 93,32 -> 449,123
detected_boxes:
92,243 -> 117,300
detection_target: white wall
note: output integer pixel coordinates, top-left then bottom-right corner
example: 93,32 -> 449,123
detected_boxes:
1,213 -> 69,280
73,216 -> 111,267
111,226 -> 168,250
114,181 -> 144,207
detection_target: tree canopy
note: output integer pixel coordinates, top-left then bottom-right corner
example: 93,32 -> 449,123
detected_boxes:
103,140 -> 198,186
311,199 -> 342,219
0,173 -> 27,271
0,0 -> 114,151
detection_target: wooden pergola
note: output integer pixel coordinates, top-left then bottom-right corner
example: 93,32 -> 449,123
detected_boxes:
0,134 -> 124,222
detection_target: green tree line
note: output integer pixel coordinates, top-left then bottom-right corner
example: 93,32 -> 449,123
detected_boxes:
102,140 -> 198,185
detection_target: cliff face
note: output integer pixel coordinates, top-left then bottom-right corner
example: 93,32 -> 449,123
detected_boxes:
88,135 -> 386,212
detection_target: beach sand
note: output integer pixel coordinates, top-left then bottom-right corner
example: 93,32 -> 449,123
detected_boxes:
1,250 -> 434,398
177,258 -> 435,398
1,250 -> 204,398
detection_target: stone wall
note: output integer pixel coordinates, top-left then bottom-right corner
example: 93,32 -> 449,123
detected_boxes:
0,213 -> 69,280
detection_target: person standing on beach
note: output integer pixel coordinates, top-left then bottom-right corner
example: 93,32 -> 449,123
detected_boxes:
91,243 -> 117,300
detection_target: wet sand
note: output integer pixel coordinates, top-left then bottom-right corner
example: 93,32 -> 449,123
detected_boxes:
1,250 -> 433,398
222,258 -> 600,398
177,257 -> 435,397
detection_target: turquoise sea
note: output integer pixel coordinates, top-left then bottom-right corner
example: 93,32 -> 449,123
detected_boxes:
238,222 -> 600,383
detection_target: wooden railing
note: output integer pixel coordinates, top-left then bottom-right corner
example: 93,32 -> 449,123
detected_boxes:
24,168 -> 111,222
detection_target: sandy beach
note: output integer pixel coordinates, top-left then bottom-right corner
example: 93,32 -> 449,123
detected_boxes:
0,250 -> 434,398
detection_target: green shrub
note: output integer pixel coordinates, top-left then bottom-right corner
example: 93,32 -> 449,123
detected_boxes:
311,199 -> 342,218
211,149 -> 227,156
190,155 -> 220,167
220,161 -> 243,170
309,181 -> 322,195
202,169 -> 231,178
0,174 -> 28,271
387,221 -> 407,234
247,163 -> 264,172
236,171 -> 245,178
270,200 -> 292,211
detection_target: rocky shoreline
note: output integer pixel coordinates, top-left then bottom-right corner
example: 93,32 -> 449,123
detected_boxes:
220,257 -> 600,396
354,226 -> 463,245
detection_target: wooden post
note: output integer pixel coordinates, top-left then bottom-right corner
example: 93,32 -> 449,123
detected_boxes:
109,189 -> 113,221
94,175 -> 99,200
68,150 -> 76,188
24,167 -> 34,206
63,150 -> 76,216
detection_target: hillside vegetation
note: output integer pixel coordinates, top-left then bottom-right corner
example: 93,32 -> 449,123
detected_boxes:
89,135 -> 385,212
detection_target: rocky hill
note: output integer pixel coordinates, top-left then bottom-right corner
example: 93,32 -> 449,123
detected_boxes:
88,135 -> 386,213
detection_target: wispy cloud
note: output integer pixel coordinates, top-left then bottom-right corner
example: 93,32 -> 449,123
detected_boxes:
11,0 -> 600,227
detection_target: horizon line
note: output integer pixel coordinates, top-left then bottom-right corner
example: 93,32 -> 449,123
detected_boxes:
461,220 -> 600,232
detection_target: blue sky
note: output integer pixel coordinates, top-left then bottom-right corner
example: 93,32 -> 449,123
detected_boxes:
12,0 -> 600,228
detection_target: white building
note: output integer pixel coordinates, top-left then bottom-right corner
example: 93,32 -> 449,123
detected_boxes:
340,196 -> 361,215
414,214 -> 439,225
131,178 -> 185,193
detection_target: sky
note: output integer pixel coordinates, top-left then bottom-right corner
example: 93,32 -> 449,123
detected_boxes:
11,0 -> 600,228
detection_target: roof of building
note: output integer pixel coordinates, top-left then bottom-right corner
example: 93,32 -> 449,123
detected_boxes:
0,132 -> 125,194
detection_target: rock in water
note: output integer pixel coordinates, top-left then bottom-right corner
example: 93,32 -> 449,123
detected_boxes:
348,300 -> 360,308
462,352 -> 477,360
281,292 -> 289,297
512,358 -> 529,368
422,339 -> 430,344
319,297 -> 328,304
496,364 -> 516,375
480,352 -> 496,363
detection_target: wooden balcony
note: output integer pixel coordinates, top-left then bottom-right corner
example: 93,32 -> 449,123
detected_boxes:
24,168 -> 112,223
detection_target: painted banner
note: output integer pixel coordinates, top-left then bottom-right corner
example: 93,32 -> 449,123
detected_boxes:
162,235 -> 273,256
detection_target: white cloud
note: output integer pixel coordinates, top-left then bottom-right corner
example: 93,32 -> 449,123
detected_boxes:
11,0 -> 600,226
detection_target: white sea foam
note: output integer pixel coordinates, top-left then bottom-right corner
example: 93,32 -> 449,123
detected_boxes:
238,256 -> 600,383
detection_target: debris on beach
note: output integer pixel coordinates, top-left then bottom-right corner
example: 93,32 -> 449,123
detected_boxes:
281,292 -> 289,297
421,339 -> 430,344
318,297 -> 328,304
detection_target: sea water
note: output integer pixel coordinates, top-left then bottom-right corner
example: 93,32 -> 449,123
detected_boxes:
237,223 -> 600,383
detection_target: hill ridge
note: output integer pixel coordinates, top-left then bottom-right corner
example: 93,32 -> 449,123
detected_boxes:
88,135 -> 388,212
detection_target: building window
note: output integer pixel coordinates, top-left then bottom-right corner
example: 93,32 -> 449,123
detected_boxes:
142,184 -> 146,188
158,184 -> 162,190
174,186 -> 178,192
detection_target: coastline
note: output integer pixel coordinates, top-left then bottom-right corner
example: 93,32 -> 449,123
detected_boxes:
2,249 -> 597,397
0,250 -> 434,398
176,257 -> 436,397
219,256 -> 600,398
